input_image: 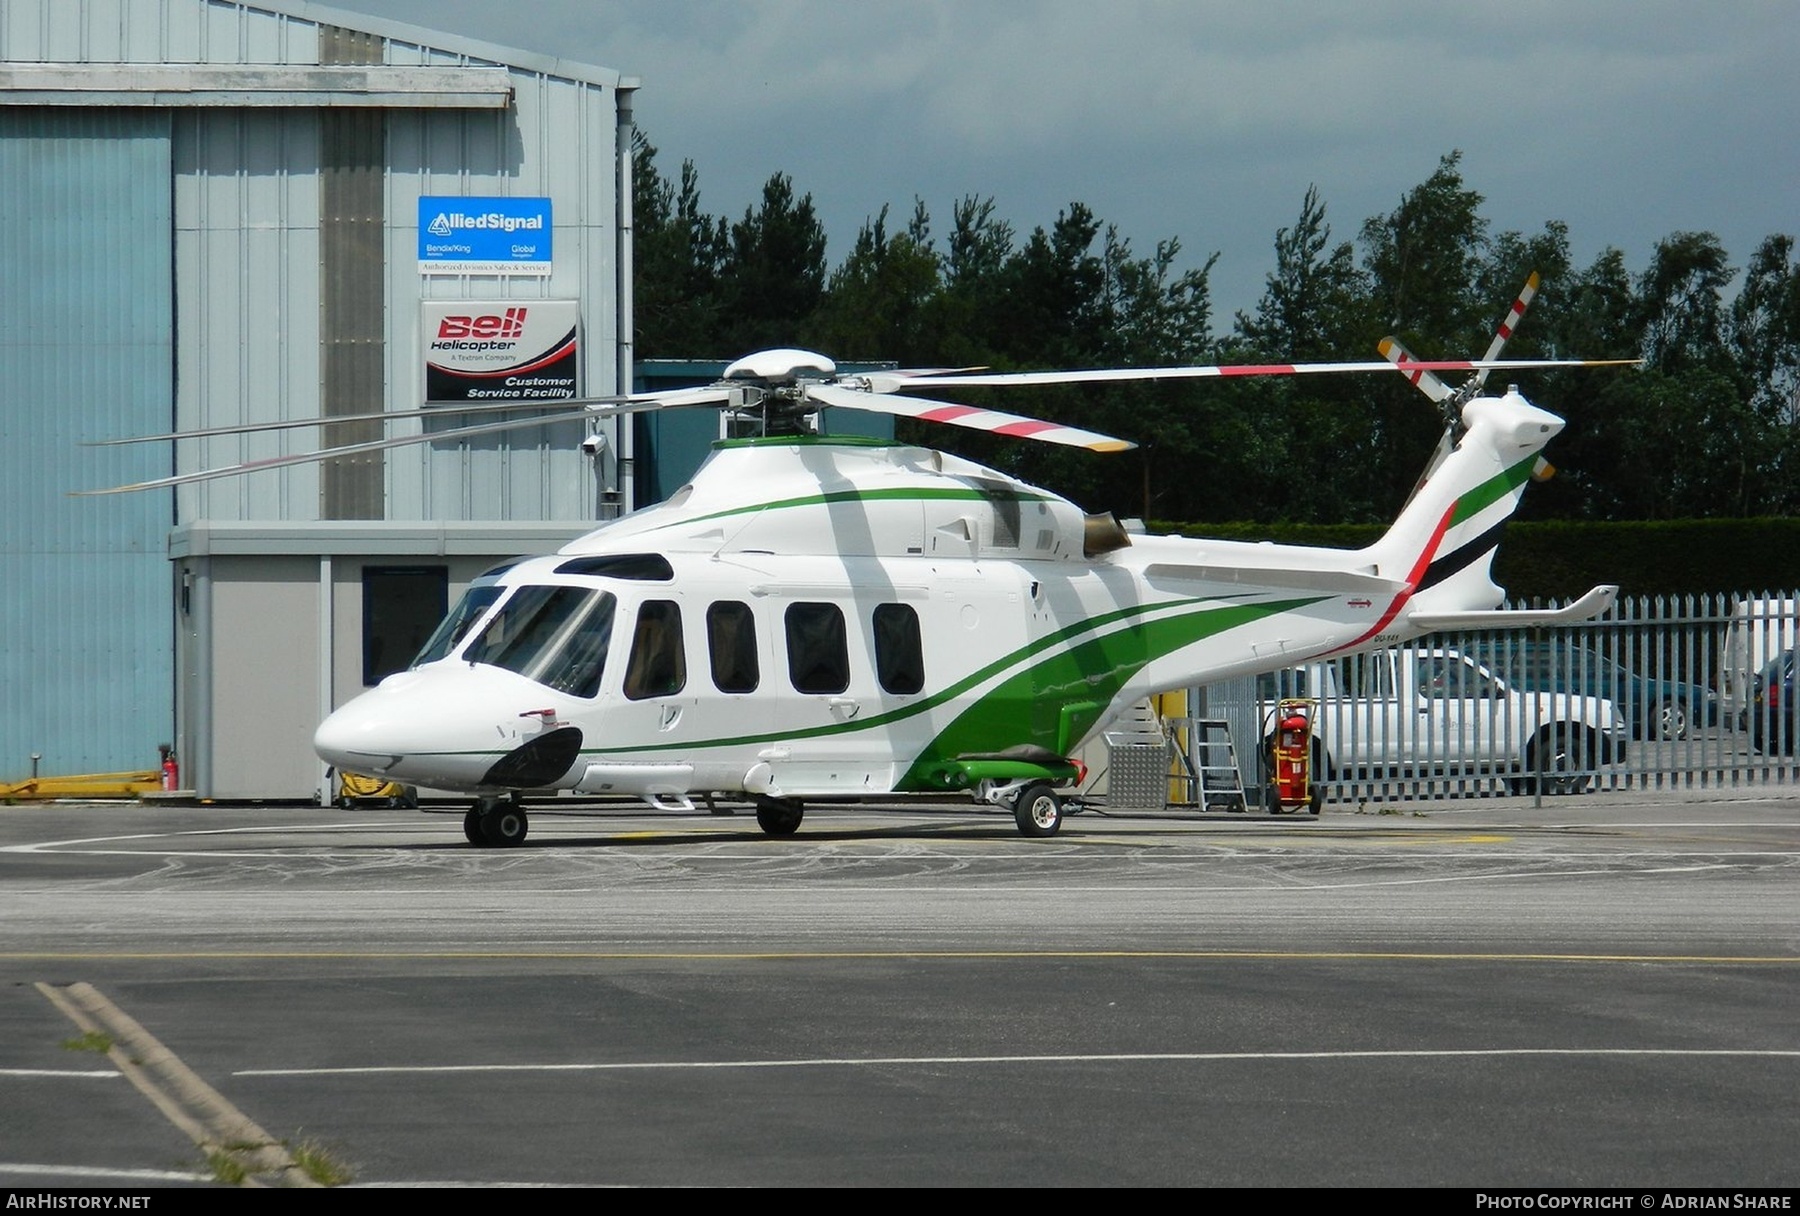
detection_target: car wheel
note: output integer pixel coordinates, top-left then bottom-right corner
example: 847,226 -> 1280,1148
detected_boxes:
1656,700 -> 1689,741
1526,729 -> 1591,796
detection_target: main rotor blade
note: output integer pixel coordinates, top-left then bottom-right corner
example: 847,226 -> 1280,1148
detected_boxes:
805,383 -> 1135,452
78,388 -> 738,495
85,385 -> 733,447
882,356 -> 1633,391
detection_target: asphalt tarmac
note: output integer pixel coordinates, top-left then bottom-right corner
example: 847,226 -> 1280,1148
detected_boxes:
1,788 -> 1796,1189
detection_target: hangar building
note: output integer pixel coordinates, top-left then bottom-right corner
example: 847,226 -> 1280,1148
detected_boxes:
1,0 -> 640,799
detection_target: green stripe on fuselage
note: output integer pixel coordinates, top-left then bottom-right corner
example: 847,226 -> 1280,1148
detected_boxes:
896,595 -> 1321,790
1450,454 -> 1539,527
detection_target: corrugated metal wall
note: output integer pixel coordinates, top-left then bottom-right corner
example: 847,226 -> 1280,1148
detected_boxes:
0,109 -> 175,777
381,30 -> 619,525
159,4 -> 624,526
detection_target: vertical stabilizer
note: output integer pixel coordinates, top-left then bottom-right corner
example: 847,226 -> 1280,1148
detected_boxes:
1361,387 -> 1563,618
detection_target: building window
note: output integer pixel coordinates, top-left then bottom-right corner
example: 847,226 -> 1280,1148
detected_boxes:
786,602 -> 849,694
872,603 -> 924,694
707,601 -> 759,693
363,566 -> 448,686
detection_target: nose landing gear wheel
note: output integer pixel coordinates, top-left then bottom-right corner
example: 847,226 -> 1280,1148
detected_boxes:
468,798 -> 529,847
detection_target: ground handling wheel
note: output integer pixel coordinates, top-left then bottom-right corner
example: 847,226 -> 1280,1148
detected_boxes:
1012,782 -> 1063,838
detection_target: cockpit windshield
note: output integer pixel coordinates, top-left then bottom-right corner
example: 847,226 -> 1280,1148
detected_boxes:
412,584 -> 505,668
461,585 -> 618,698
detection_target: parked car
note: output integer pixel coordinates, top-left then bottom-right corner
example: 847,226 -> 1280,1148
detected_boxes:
1468,641 -> 1718,741
1749,648 -> 1797,755
1257,646 -> 1630,796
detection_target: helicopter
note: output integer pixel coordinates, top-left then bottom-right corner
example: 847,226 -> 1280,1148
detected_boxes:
91,276 -> 1628,843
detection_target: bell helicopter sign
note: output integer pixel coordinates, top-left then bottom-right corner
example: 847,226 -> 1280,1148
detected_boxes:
417,196 -> 552,275
422,301 -> 580,403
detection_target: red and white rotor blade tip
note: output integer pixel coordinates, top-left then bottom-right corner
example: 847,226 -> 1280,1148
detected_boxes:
889,354 -> 1615,392
1473,271 -> 1541,392
805,383 -> 1136,452
1376,337 -> 1454,403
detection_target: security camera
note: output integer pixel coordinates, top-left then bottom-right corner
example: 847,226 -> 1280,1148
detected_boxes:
580,433 -> 607,455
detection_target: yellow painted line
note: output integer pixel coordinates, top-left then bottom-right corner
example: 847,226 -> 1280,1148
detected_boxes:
4,949 -> 1796,964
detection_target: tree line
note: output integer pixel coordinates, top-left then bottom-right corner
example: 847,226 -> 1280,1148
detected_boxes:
633,140 -> 1800,528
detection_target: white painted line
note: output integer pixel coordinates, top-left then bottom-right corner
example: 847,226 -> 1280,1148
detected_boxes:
0,1163 -> 210,1183
0,1068 -> 118,1079
239,1046 -> 1800,1078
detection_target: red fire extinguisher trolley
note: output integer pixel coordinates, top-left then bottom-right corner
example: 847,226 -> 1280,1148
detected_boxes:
1267,699 -> 1322,815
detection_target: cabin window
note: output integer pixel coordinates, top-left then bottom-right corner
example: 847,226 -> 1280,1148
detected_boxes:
463,585 -> 617,698
555,553 -> 674,581
706,601 -> 759,693
785,602 -> 849,694
412,580 -> 502,669
872,603 -> 924,695
623,600 -> 687,700
363,566 -> 448,686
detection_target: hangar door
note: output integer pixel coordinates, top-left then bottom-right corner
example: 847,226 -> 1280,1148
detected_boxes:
0,110 -> 174,778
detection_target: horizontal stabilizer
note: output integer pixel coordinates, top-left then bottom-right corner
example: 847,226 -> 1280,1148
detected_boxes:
1143,562 -> 1409,596
1408,584 -> 1618,630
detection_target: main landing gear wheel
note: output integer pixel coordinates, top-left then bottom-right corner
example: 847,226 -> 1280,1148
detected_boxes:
469,797 -> 529,847
1013,782 -> 1063,838
754,797 -> 804,836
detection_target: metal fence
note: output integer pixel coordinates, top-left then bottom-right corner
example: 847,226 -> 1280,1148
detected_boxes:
1189,591 -> 1800,806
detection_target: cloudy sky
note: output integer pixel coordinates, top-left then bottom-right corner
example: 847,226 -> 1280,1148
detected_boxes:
333,1 -> 1797,321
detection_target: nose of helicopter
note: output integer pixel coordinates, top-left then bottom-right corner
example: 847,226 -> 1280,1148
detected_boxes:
313,666 -> 584,790
312,676 -> 428,777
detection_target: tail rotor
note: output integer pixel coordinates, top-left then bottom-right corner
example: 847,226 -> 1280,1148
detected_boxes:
1387,271 -> 1546,500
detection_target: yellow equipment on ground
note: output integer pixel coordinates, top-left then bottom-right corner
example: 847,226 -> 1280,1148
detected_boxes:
331,770 -> 419,809
1,771 -> 162,801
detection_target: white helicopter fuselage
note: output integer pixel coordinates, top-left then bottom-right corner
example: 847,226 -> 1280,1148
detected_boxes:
314,387 -> 1600,811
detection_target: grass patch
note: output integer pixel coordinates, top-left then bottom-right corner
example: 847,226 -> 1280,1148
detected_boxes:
289,1139 -> 355,1187
60,1030 -> 112,1054
205,1150 -> 248,1186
